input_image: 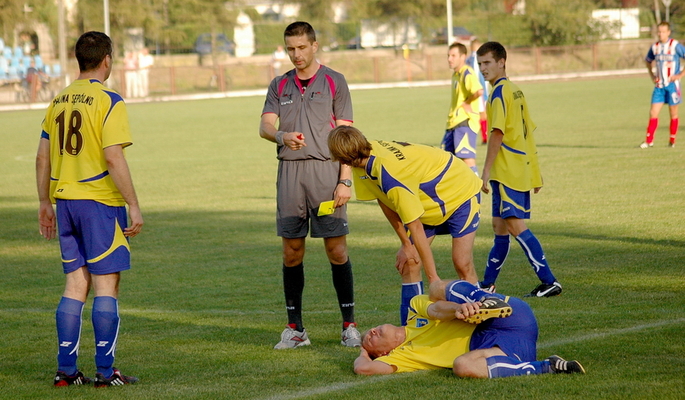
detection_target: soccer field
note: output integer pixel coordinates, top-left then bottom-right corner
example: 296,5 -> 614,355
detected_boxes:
1,76 -> 683,399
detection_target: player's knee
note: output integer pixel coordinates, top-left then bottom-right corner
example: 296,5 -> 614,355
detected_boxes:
324,242 -> 348,264
282,245 -> 305,266
453,356 -> 479,378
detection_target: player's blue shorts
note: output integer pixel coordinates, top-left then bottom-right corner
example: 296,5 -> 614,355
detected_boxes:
651,82 -> 682,106
423,193 -> 480,239
491,181 -> 530,219
56,199 -> 131,275
442,120 -> 477,160
469,294 -> 538,362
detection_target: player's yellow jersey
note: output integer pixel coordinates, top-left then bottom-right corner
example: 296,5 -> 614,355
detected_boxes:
41,79 -> 133,206
446,65 -> 483,131
376,295 -> 476,372
352,141 -> 481,226
488,78 -> 542,192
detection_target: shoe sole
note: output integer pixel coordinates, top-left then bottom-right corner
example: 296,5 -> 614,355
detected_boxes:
274,338 -> 311,349
463,305 -> 513,324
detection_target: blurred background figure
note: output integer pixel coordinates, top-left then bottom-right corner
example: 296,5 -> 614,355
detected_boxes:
124,51 -> 139,98
137,48 -> 153,97
271,45 -> 286,78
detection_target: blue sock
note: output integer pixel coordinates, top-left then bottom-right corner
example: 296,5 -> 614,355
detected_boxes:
400,282 -> 423,326
56,297 -> 84,376
445,280 -> 489,303
482,235 -> 510,286
92,296 -> 120,378
487,356 -> 550,378
470,165 -> 479,176
515,229 -> 557,284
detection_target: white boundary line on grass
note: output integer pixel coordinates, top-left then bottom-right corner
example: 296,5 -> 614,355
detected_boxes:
256,317 -> 685,400
0,69 -> 644,113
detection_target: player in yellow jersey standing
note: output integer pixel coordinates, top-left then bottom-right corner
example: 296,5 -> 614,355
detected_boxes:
328,126 -> 481,325
442,42 -> 484,175
36,31 -> 142,387
476,42 -> 562,297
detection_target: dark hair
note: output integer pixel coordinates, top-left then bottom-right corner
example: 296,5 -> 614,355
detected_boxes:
284,21 -> 316,43
448,42 -> 467,56
75,31 -> 112,72
476,41 -> 507,62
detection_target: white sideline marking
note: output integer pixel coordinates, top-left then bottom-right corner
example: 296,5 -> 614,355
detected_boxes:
538,318 -> 685,349
255,317 -> 685,400
258,374 -> 408,400
0,69 -> 644,113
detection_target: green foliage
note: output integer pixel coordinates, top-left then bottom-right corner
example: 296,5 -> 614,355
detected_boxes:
525,0 -> 603,45
254,23 -> 287,55
1,76 -> 685,399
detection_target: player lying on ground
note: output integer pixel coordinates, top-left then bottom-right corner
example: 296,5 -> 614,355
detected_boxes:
354,280 -> 585,378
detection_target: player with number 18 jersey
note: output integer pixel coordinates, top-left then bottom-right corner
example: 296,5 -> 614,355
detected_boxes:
41,79 -> 133,206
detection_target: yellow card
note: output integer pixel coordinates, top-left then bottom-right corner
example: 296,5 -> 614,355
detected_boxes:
317,200 -> 335,216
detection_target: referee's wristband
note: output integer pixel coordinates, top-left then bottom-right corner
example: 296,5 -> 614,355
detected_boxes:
275,131 -> 287,146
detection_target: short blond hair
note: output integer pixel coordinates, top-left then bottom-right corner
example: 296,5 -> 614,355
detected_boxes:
328,126 -> 372,168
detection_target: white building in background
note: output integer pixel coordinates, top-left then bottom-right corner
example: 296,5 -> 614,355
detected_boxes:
360,19 -> 421,49
241,1 -> 347,23
234,11 -> 255,57
592,8 -> 640,39
240,0 -> 300,21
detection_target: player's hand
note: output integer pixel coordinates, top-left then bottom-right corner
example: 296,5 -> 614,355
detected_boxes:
38,201 -> 56,240
480,171 -> 490,194
333,184 -> 351,208
455,302 -> 480,320
395,246 -> 420,275
284,132 -> 306,151
124,205 -> 143,237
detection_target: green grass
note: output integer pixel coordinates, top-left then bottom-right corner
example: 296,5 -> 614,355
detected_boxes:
1,76 -> 684,399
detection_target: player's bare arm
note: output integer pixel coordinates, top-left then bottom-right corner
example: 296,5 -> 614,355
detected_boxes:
461,88 -> 484,114
427,300 -> 481,321
406,219 -> 440,283
646,60 -> 657,84
377,201 -> 421,276
480,128 -> 504,194
104,145 -> 143,237
36,138 -> 56,240
353,347 -> 396,375
259,113 -> 306,151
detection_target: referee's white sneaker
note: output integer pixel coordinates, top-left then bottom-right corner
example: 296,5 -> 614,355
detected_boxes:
274,326 -> 311,349
341,323 -> 361,347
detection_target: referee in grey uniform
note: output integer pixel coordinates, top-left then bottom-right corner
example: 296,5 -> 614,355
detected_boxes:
259,21 -> 360,349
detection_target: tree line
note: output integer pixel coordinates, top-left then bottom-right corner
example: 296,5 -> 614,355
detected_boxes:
0,0 -> 679,57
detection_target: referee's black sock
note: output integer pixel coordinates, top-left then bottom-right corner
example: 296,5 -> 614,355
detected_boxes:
331,259 -> 355,327
283,263 -> 304,332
